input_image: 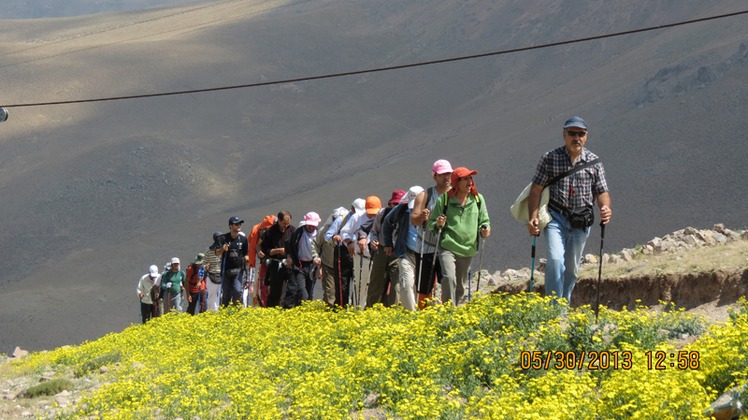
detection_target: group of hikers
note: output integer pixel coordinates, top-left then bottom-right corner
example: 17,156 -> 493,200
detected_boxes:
136,116 -> 612,324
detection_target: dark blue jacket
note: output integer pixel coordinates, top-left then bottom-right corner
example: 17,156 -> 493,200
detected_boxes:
381,203 -> 410,258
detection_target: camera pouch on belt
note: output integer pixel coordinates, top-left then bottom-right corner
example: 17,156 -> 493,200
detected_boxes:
569,206 -> 594,229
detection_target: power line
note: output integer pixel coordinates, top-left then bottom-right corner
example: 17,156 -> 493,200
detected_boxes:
3,9 -> 747,109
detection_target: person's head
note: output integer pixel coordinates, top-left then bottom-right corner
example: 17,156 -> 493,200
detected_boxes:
170,257 -> 181,272
351,198 -> 366,215
432,159 -> 453,190
387,190 -> 406,208
193,253 -> 205,266
302,211 -> 321,233
562,116 -> 588,157
400,186 -> 424,210
365,196 -> 382,219
228,216 -> 244,235
451,167 -> 478,196
148,264 -> 160,279
277,210 -> 292,231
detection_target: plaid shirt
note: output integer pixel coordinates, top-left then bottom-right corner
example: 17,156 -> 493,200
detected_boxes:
532,146 -> 608,211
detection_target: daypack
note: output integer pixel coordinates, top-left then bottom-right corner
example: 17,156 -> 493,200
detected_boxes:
224,236 -> 245,269
225,247 -> 242,267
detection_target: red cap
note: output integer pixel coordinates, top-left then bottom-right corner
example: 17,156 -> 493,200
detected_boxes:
388,190 -> 407,205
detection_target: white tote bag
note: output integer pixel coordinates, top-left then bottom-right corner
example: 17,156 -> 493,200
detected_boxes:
510,183 -> 552,229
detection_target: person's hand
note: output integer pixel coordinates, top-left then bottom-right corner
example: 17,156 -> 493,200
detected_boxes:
384,246 -> 394,257
528,218 -> 540,236
187,295 -> 192,303
480,225 -> 491,239
258,250 -> 265,258
222,243 -> 229,252
313,258 -> 321,266
346,241 -> 355,257
357,238 -> 367,254
436,215 -> 446,228
600,206 -> 612,224
332,234 -> 342,244
371,240 -> 379,249
138,291 -> 144,299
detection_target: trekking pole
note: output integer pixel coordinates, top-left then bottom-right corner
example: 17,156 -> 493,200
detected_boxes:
358,254 -> 364,308
336,244 -> 343,307
467,268 -> 472,302
595,222 -> 606,323
416,226 -> 425,296
428,227 -> 442,301
529,235 -> 537,293
477,226 -> 486,295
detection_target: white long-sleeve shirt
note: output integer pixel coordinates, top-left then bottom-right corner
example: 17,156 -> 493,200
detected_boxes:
136,274 -> 160,304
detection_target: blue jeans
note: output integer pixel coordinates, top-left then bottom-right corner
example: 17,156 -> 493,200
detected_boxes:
161,288 -> 182,313
544,210 -> 591,303
221,268 -> 243,306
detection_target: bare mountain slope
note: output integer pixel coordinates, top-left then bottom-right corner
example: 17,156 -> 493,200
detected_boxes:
0,0 -> 746,351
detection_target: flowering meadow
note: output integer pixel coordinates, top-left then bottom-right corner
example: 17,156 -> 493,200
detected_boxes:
6,293 -> 748,419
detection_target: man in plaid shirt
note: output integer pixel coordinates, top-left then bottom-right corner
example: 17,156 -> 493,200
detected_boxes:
527,116 -> 612,302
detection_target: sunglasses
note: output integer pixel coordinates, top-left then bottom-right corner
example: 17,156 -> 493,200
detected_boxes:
566,130 -> 587,138
231,222 -> 243,226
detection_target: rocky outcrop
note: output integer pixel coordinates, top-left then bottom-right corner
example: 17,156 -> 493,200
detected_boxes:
489,225 -> 747,308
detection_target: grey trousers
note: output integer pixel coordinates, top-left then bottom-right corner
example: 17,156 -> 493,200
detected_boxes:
438,249 -> 473,306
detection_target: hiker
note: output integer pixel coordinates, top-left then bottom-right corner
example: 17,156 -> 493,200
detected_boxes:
185,253 -> 208,315
382,186 -> 424,310
261,211 -> 295,307
284,211 -> 322,308
428,167 -> 491,306
340,195 -> 381,306
316,206 -> 349,307
527,116 -> 612,302
365,189 -> 405,308
216,216 -> 250,307
248,215 -> 276,307
341,196 -> 381,257
324,199 -> 364,306
160,257 -> 186,313
410,159 -> 453,308
137,264 -> 161,323
204,231 -> 224,312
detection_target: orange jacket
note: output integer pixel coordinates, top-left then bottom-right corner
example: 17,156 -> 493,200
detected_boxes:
248,215 -> 276,268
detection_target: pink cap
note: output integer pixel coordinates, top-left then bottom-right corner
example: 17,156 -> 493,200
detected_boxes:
302,211 -> 321,227
432,159 -> 453,175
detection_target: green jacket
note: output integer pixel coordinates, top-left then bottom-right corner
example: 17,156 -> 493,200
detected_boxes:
427,192 -> 490,258
160,270 -> 185,294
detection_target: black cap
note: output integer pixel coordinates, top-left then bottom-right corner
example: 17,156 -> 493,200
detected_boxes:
228,216 -> 244,225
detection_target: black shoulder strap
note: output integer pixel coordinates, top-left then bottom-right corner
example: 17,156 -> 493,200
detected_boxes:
545,159 -> 599,187
442,192 -> 449,216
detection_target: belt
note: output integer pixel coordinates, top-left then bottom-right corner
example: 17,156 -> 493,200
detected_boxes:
548,201 -> 570,219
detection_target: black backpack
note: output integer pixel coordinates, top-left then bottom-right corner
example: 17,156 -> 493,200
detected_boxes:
224,237 -> 244,268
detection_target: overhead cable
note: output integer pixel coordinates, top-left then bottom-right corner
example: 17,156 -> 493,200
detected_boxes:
3,9 -> 747,109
